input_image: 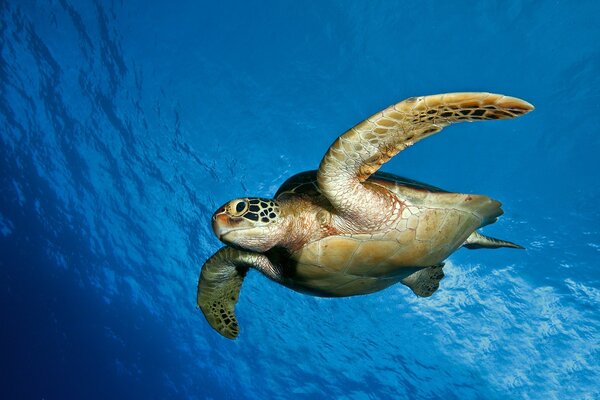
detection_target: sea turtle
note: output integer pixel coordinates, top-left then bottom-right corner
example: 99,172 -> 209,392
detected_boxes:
197,92 -> 533,339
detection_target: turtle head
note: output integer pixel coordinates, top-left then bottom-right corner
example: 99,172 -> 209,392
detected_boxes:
212,198 -> 283,252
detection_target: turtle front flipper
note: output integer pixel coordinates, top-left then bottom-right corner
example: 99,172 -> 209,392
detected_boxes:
197,247 -> 278,339
317,93 -> 533,228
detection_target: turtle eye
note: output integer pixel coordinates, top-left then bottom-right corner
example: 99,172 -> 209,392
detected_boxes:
230,199 -> 248,216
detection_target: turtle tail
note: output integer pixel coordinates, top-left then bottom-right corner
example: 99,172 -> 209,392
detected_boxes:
463,231 -> 524,250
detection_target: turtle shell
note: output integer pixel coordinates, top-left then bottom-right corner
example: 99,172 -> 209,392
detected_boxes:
270,170 -> 501,298
275,170 -> 447,199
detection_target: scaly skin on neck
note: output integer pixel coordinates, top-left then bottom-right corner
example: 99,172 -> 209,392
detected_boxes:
274,190 -> 400,252
275,196 -> 332,252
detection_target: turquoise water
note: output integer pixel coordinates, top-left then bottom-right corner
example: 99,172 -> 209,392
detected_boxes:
1,1 -> 599,399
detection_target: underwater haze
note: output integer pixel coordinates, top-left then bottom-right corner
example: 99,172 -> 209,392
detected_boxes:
1,1 -> 599,399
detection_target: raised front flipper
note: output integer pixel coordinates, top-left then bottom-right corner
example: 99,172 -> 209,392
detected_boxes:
317,93 -> 534,228
197,247 -> 278,339
401,264 -> 445,297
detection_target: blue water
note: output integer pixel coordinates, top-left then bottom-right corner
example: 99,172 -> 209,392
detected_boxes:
1,1 -> 599,399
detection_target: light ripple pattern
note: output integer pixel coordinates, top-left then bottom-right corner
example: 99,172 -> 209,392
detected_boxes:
0,1 -> 599,399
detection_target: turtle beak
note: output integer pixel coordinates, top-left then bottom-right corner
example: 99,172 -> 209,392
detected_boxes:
212,207 -> 229,240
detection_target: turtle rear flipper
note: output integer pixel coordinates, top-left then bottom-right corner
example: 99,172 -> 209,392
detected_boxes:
463,231 -> 525,250
401,264 -> 445,297
197,247 -> 279,339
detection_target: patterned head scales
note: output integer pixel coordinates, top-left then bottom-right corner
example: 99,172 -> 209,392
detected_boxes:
226,198 -> 280,224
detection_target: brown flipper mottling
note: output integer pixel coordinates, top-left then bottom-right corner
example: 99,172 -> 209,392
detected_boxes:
197,247 -> 276,339
401,263 -> 445,297
317,93 -> 534,229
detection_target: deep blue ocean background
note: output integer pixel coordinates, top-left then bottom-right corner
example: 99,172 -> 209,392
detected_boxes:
1,1 -> 599,399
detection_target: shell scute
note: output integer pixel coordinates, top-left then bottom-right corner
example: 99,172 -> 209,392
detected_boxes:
344,239 -> 399,275
299,236 -> 360,273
